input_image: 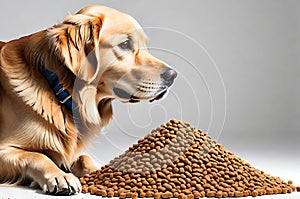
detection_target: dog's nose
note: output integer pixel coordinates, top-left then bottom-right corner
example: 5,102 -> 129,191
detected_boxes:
161,68 -> 177,82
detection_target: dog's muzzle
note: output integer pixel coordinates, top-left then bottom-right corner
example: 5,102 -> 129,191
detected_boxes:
148,68 -> 177,102
113,68 -> 177,103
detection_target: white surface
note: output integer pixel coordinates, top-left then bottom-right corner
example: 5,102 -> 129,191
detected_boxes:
0,185 -> 300,199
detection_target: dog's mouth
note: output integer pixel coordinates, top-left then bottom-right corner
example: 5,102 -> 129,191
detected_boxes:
149,89 -> 168,103
113,87 -> 141,103
113,87 -> 168,103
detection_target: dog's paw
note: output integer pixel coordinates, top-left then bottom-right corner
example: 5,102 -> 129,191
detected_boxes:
41,173 -> 82,195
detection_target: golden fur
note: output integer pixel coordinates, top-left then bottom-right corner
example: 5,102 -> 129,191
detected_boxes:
0,5 -> 176,195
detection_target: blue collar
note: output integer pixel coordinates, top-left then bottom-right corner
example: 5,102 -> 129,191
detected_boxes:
41,67 -> 74,110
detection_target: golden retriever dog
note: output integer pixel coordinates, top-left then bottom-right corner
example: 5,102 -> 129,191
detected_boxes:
0,5 -> 177,195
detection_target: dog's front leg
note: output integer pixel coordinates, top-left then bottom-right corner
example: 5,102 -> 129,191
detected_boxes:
0,147 -> 81,195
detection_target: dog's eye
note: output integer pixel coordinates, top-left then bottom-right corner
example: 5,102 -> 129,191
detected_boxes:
118,40 -> 133,51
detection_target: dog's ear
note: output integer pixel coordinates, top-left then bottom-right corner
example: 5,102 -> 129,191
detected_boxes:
47,14 -> 104,83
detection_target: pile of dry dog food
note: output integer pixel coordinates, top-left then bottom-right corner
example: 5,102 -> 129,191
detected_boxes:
80,120 -> 298,198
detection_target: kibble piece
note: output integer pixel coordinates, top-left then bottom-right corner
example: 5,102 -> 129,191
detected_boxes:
98,189 -> 107,197
191,191 -> 199,198
131,192 -> 138,199
82,186 -> 88,193
206,191 -> 215,197
187,193 -> 194,199
145,191 -> 154,197
228,192 -> 235,197
178,193 -> 188,199
266,187 -> 273,195
215,191 -> 223,198
251,190 -> 258,197
163,183 -> 173,191
126,192 -> 133,198
234,191 -> 243,197
90,186 -> 98,195
107,191 -> 114,197
243,190 -> 249,197
119,192 -> 127,199
223,192 -> 228,197
162,191 -> 173,198
154,192 -> 161,199
139,191 -> 146,198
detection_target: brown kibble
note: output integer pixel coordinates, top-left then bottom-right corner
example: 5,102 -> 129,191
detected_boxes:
206,191 -> 215,197
234,191 -> 243,197
203,183 -> 210,189
251,190 -> 258,197
80,178 -> 86,185
114,190 -> 119,197
90,186 -> 98,195
196,184 -> 204,192
162,191 -> 173,198
193,191 -> 201,198
215,191 -> 223,198
243,190 -> 249,197
158,185 -> 166,192
173,192 -> 180,198
187,193 -> 194,199
256,189 -> 262,196
95,189 -> 102,196
228,192 -> 235,197
276,187 -> 282,194
146,191 -> 154,197
182,189 -> 191,195
139,191 -> 146,198
266,187 -> 273,195
81,186 -> 88,193
179,167 -> 185,173
180,184 -> 187,190
163,183 -> 173,190
154,192 -> 161,199
178,162 -> 185,167
119,192 -> 127,198
80,120 -> 296,199
131,192 -> 138,199
107,191 -> 114,197
178,193 -> 188,199
223,192 -> 228,197
97,189 -> 107,197
126,192 -> 133,198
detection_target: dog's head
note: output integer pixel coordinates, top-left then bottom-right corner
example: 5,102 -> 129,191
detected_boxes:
47,5 -> 177,124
